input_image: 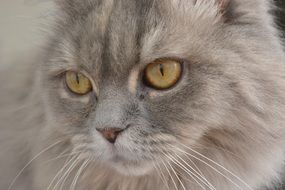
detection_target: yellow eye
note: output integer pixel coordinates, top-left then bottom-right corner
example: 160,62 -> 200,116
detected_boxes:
144,59 -> 182,89
65,71 -> 92,95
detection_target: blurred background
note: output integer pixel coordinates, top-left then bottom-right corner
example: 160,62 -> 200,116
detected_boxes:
0,0 -> 54,68
0,0 -> 284,69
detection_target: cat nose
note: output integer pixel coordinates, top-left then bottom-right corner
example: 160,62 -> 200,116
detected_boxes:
96,128 -> 124,144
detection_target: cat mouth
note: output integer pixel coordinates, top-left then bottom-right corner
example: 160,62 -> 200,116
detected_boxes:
102,146 -> 154,176
108,156 -> 154,176
109,146 -> 138,164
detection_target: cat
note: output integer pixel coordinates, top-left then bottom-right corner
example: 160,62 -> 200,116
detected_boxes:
1,0 -> 285,189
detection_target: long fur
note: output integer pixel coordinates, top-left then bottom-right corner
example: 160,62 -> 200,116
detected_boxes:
1,0 -> 285,190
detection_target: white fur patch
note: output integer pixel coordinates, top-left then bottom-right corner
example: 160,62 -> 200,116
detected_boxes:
128,68 -> 140,94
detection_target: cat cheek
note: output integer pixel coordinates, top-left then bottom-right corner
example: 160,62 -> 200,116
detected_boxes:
60,90 -> 91,104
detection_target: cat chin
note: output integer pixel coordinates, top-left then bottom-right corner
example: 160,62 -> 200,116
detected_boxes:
108,159 -> 154,176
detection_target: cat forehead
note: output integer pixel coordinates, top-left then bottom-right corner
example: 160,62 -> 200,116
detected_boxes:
53,0 -> 223,73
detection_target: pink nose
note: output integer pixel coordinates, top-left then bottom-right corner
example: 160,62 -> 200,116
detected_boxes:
96,128 -> 124,143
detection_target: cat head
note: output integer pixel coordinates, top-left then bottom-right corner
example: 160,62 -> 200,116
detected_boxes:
41,0 -> 285,179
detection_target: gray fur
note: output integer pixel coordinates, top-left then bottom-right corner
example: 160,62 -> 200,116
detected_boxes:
1,0 -> 285,189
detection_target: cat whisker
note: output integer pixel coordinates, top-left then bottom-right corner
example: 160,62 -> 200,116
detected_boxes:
152,160 -> 171,190
145,147 -> 169,190
181,171 -> 207,189
43,150 -> 82,165
47,155 -> 78,190
53,157 -> 78,190
171,153 -> 217,190
147,137 -> 172,190
8,140 -> 64,190
59,158 -> 82,190
166,157 -> 187,190
193,141 -> 243,161
52,156 -> 80,190
184,154 -> 208,183
161,160 -> 179,190
172,152 -> 216,190
177,142 -> 254,189
172,144 -> 248,190
162,151 -> 209,190
70,158 -> 90,190
149,136 -> 209,190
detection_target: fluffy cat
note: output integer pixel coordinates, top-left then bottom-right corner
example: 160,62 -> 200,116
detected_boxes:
1,0 -> 285,190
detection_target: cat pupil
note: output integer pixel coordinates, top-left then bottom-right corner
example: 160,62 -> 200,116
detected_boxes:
159,64 -> 164,76
76,74 -> 80,84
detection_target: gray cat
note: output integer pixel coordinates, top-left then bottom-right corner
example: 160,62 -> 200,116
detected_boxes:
1,0 -> 285,189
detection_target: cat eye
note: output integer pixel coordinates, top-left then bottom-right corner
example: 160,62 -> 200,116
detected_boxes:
144,59 -> 182,90
65,71 -> 92,95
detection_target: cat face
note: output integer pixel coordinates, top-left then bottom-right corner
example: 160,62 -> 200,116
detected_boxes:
41,0 -> 284,177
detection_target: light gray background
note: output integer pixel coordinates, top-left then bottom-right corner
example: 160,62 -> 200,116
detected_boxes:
0,0 -> 54,68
